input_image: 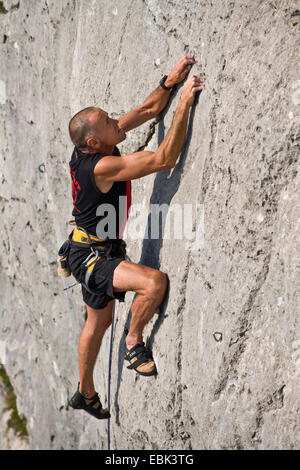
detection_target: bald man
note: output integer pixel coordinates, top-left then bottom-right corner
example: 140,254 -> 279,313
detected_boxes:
67,55 -> 205,419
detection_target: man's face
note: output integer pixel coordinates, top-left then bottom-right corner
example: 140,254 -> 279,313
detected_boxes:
91,108 -> 126,147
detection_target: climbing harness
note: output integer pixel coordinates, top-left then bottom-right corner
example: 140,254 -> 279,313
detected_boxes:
71,224 -> 109,256
72,226 -> 126,295
80,249 -> 104,295
57,223 -> 126,294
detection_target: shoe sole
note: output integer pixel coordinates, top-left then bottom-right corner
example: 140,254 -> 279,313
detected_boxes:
129,366 -> 157,377
68,400 -> 111,419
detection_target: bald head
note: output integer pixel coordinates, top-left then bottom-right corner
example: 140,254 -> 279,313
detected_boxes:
68,107 -> 101,150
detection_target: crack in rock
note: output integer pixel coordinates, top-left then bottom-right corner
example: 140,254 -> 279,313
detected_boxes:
213,253 -> 271,401
251,385 -> 286,446
171,252 -> 192,447
136,119 -> 159,152
117,2 -> 133,56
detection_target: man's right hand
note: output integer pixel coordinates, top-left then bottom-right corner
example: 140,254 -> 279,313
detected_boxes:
181,75 -> 205,107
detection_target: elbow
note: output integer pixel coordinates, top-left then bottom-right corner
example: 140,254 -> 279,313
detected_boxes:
157,161 -> 174,171
153,150 -> 174,171
164,161 -> 175,170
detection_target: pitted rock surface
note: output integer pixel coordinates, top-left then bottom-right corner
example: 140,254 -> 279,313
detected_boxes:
0,0 -> 299,449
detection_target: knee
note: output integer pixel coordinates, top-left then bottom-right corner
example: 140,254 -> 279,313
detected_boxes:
146,270 -> 168,299
84,317 -> 112,336
85,306 -> 112,333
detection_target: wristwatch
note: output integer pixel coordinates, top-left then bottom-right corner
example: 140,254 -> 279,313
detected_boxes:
159,75 -> 173,90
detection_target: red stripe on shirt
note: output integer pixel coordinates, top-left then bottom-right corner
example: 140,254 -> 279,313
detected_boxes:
117,180 -> 132,239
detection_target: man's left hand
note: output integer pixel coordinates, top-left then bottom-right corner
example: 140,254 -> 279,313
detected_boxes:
165,55 -> 196,88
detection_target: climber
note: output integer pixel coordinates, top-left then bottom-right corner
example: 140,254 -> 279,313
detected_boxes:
67,54 -> 205,419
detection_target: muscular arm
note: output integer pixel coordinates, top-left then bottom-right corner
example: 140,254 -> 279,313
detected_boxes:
118,85 -> 172,133
94,75 -> 204,183
118,55 -> 196,132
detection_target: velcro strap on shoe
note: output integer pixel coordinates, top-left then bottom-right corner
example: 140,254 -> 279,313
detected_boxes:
127,354 -> 153,369
85,392 -> 102,408
125,343 -> 153,370
126,343 -> 148,360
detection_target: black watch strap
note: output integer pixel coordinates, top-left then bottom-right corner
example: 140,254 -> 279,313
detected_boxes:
159,75 -> 173,90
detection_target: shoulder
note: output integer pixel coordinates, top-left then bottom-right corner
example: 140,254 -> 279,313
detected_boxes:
69,147 -> 78,165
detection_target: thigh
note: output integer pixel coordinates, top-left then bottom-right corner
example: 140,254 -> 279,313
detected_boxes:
112,260 -> 161,294
85,299 -> 115,331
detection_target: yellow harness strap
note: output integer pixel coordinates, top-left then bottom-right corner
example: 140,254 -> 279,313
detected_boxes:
68,223 -> 126,295
72,226 -> 105,245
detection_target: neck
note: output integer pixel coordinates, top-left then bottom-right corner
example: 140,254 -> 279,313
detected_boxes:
98,143 -> 116,155
80,143 -> 115,155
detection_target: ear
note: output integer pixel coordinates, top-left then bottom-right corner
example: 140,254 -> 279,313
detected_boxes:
86,136 -> 99,148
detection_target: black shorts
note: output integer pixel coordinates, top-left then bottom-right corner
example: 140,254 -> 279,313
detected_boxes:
68,242 -> 126,310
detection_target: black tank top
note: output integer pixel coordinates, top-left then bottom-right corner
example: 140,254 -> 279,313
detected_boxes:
69,146 -> 131,239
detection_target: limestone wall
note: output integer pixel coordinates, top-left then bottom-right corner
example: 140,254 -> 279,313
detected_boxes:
0,0 -> 299,449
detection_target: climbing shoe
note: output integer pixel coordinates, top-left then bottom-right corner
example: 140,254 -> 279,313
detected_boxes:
125,342 -> 157,376
69,383 -> 110,420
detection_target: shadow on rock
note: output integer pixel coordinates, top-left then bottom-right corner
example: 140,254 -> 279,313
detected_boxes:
114,84 -> 202,425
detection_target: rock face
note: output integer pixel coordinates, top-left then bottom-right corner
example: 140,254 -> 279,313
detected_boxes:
0,375 -> 29,450
0,0 -> 299,450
